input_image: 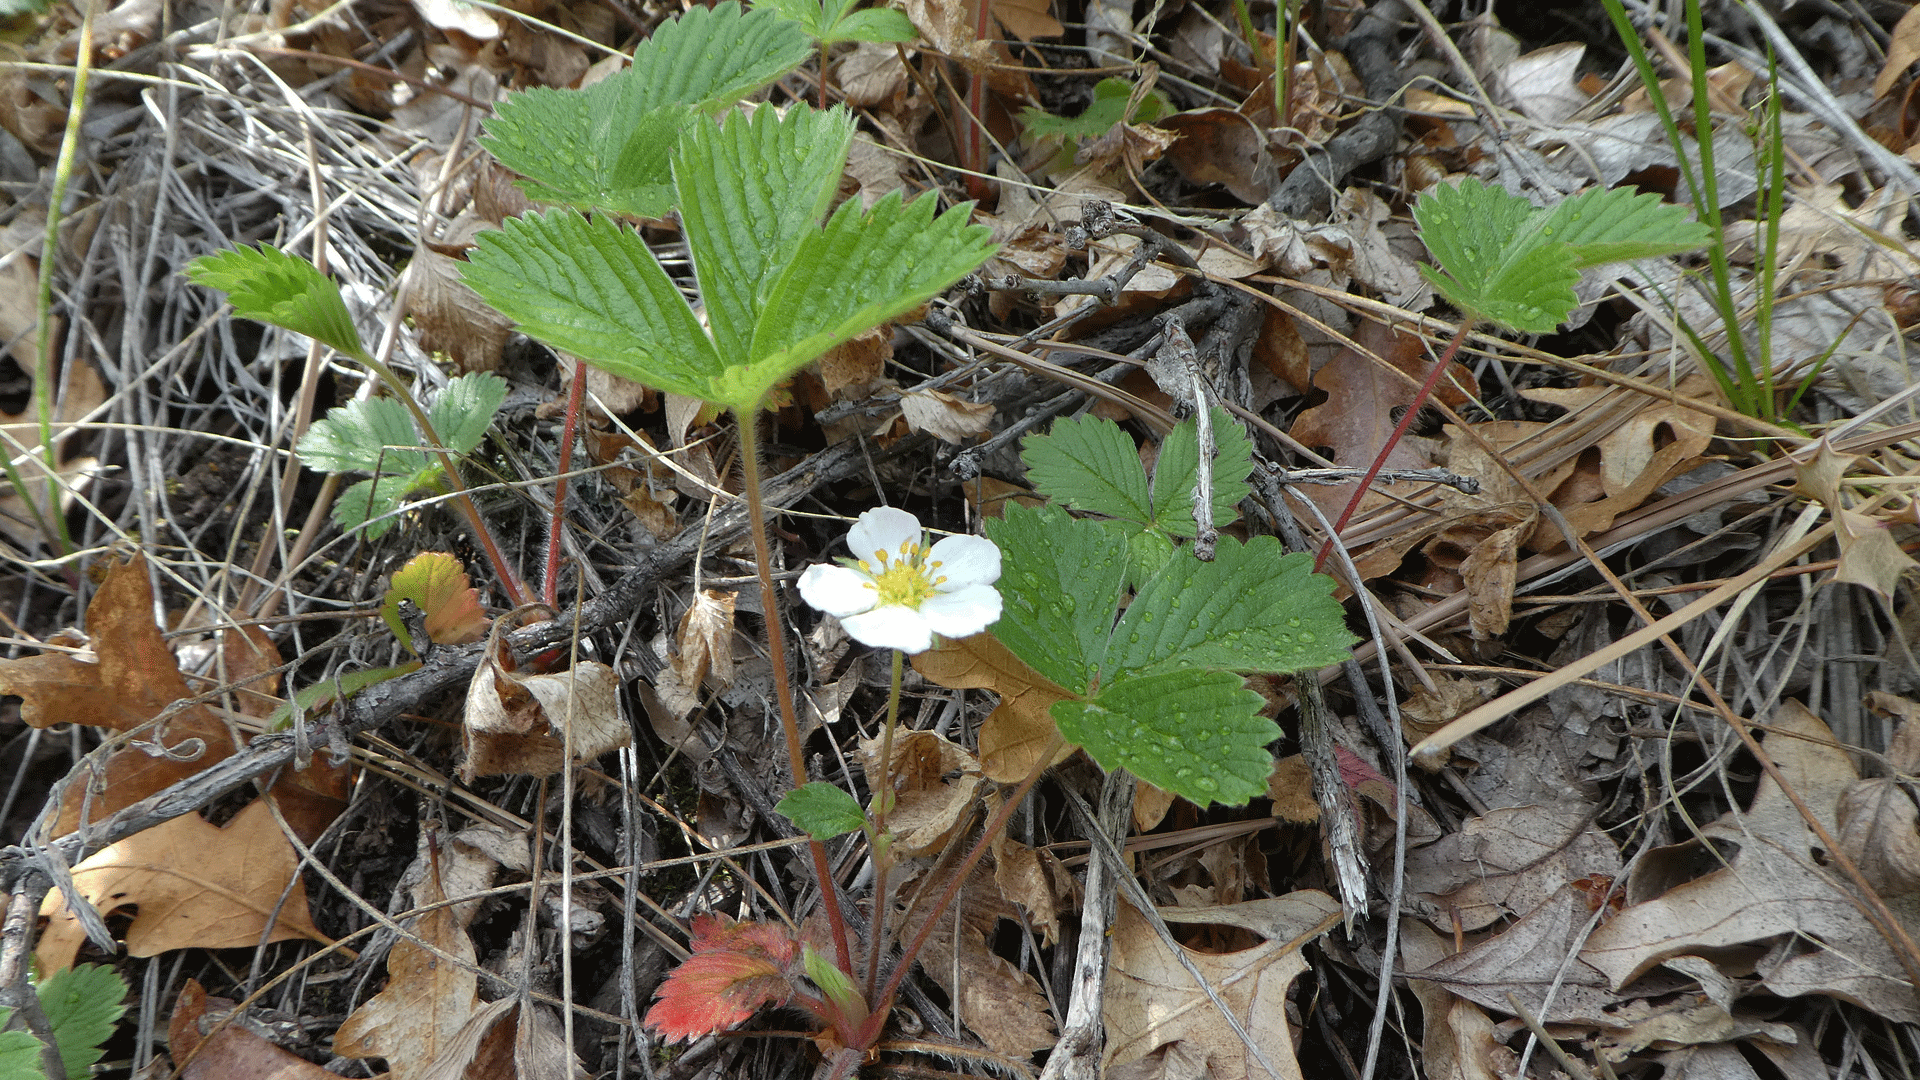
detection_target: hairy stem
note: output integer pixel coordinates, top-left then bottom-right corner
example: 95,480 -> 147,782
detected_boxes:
855,731 -> 1065,1049
735,408 -> 856,979
1314,320 -> 1472,574
543,361 -> 590,606
863,649 -> 906,1000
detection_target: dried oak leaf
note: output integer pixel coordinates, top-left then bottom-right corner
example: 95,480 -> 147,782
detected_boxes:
673,588 -> 737,689
1104,891 -> 1342,1078
38,799 -> 330,971
914,633 -> 1076,783
169,978 -> 338,1080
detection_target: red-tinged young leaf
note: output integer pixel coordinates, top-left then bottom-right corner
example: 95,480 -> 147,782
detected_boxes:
383,552 -> 489,649
645,915 -> 802,1042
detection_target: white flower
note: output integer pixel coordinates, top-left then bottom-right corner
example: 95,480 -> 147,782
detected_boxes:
797,507 -> 1002,654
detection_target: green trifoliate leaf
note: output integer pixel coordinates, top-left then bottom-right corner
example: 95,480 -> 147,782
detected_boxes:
777,781 -> 868,839
186,244 -> 365,359
1148,406 -> 1252,537
37,964 -> 126,1080
1053,668 -> 1272,805
986,504 -> 1129,695
462,209 -> 723,399
480,2 -> 810,215
1537,183 -> 1715,267
675,106 -> 855,364
0,1027 -> 46,1080
337,468 -> 444,539
429,373 -> 509,456
1105,537 -> 1353,678
297,396 -> 427,476
740,187 -> 995,408
1022,412 -> 1154,525
830,7 -> 916,42
1414,179 -> 1579,334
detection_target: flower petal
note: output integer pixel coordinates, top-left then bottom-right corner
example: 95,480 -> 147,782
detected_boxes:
798,564 -> 879,618
847,507 -> 922,568
926,535 -> 1001,589
918,585 -> 1002,640
841,604 -> 934,654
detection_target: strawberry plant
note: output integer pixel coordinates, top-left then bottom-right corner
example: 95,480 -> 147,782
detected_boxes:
0,964 -> 127,1080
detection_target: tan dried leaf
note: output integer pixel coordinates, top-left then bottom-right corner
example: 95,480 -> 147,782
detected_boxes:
898,388 -> 994,444
1877,4 -> 1920,99
170,979 -> 340,1080
914,633 -> 1076,783
991,835 -> 1068,944
463,632 -> 630,780
1104,892 -> 1342,1078
674,588 -> 738,688
862,727 -> 982,858
38,800 -> 330,971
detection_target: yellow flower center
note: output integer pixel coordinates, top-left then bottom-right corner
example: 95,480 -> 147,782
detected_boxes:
859,538 -> 949,609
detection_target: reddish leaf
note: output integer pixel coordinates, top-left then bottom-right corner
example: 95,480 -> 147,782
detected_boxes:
645,915 -> 801,1042
382,551 -> 490,649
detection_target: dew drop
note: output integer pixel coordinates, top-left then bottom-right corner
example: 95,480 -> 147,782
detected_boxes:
1175,767 -> 1193,779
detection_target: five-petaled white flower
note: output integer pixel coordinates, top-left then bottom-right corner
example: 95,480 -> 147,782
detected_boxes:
797,507 -> 1002,654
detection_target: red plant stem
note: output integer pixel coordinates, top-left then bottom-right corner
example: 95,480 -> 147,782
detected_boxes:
959,0 -> 992,201
851,731 -> 1065,1050
542,361 -> 589,606
735,409 -> 856,980
1314,320 -> 1473,574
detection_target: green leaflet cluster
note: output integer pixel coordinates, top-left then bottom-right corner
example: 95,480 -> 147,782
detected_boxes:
990,411 -> 1354,806
0,964 -> 127,1080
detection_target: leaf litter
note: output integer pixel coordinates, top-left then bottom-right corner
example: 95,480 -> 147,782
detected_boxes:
7,0 -> 1920,1076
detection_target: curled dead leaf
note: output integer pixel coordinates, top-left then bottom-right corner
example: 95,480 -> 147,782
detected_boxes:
914,633 -> 1077,783
462,623 -> 630,781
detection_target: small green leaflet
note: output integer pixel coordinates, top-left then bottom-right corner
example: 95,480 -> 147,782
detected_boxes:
480,2 -> 812,218
295,373 -> 507,539
465,106 -> 995,413
1052,669 -> 1272,804
986,504 -> 1130,695
1414,178 -> 1711,334
777,781 -> 868,839
1018,77 -> 1171,142
185,244 -> 365,359
755,0 -> 916,44
1,964 -> 131,1080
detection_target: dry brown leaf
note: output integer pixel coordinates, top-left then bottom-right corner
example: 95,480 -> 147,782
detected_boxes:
898,388 -> 994,444
1838,714 -> 1920,897
914,633 -> 1076,783
406,237 -> 515,373
462,634 -> 629,780
861,727 -> 982,857
38,799 -> 330,970
1833,507 -> 1920,598
0,328 -> 105,554
991,835 -> 1068,944
1104,891 -> 1342,1079
1287,321 -> 1467,520
673,588 -> 737,689
1400,921 -> 1517,1080
169,979 -> 339,1080
1521,380 -> 1716,540
901,862 -> 1058,1057
1403,801 -> 1622,933
991,0 -> 1062,40
335,829 -> 492,1078
1162,109 -> 1274,204
1266,755 -> 1319,823
1133,781 -> 1176,831
1878,4 -> 1920,99
1582,701 -> 1920,1023
1458,522 -> 1523,639
1404,879 -> 1624,1022
837,44 -> 912,109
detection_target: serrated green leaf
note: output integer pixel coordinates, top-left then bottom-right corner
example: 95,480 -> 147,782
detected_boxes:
297,396 -> 427,476
1019,77 -> 1170,142
186,245 -> 365,359
1125,528 -> 1172,590
36,964 -> 125,1080
1053,669 -> 1272,805
1022,413 -> 1153,524
1149,406 -> 1252,536
985,504 -> 1129,694
480,3 -> 810,215
430,373 -> 509,456
462,209 -> 723,399
0,1028 -> 47,1080
1537,184 -> 1713,267
1106,536 -> 1353,677
777,781 -> 868,839
740,189 -> 995,407
675,107 -> 855,365
755,0 -> 829,35
831,7 -> 916,42
336,469 -> 443,539
1415,179 -> 1583,333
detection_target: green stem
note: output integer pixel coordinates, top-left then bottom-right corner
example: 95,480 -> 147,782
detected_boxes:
735,407 -> 856,980
28,0 -> 100,559
862,649 -> 905,1001
853,731 -> 1064,1050
1314,319 -> 1472,574
352,347 -> 529,607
